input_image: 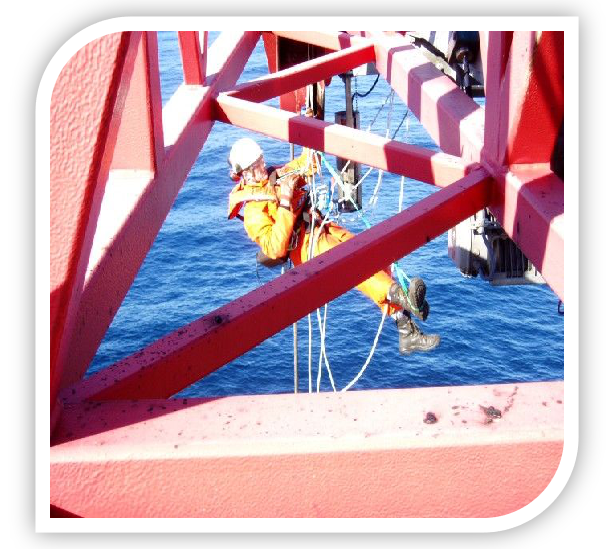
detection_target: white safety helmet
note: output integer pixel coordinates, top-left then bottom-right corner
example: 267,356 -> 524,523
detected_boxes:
228,137 -> 263,176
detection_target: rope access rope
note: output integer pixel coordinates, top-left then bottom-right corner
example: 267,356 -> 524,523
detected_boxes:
341,305 -> 388,392
292,84 -> 414,392
305,91 -> 316,393
306,148 -> 337,392
320,95 -> 415,300
307,152 -> 390,392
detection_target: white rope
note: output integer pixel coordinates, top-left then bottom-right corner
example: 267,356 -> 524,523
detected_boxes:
303,89 -> 316,393
339,159 -> 351,176
307,168 -> 335,393
316,304 -> 325,392
316,303 -> 336,392
294,85 -> 403,394
306,159 -> 389,393
307,170 -> 317,394
341,88 -> 395,225
341,305 -> 389,392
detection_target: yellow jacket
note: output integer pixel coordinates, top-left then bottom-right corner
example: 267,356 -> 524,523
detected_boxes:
228,149 -> 316,259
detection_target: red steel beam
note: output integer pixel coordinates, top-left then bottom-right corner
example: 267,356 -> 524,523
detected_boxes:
500,31 -> 564,166
50,32 -> 142,422
482,31 -> 514,167
178,31 -> 208,85
224,41 -> 375,103
368,31 -> 564,300
481,32 -> 564,301
479,31 -> 513,99
489,166 -> 564,301
214,94 -> 476,187
110,32 -> 164,173
61,168 -> 491,401
51,381 -> 563,518
57,32 -> 261,392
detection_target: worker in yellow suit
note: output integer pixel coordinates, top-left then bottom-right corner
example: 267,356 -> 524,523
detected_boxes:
227,137 -> 440,355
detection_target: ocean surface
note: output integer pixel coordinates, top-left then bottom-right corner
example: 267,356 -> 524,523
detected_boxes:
88,32 -> 564,397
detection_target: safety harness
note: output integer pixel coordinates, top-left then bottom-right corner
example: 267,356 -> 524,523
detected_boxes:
227,170 -> 280,222
228,168 -> 319,264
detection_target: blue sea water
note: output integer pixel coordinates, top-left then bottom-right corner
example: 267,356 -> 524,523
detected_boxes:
88,32 -> 564,397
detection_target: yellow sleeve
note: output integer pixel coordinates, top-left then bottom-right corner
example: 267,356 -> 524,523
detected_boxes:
278,148 -> 319,177
243,201 -> 296,259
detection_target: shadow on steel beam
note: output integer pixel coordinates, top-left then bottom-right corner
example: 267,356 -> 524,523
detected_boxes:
435,87 -> 482,159
286,112 -> 326,153
51,504 -> 82,518
510,31 -> 564,165
406,60 -> 443,123
283,109 -> 472,187
51,397 -> 221,445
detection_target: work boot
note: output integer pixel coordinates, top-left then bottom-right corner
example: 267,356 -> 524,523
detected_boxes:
388,278 -> 430,321
395,311 -> 440,355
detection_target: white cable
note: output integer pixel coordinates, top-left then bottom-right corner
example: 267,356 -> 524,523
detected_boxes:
341,305 -> 389,392
367,90 -> 394,210
316,303 -> 336,393
316,306 -> 324,392
307,172 -> 316,393
300,86 -> 398,394
339,159 -> 351,176
301,156 -> 339,393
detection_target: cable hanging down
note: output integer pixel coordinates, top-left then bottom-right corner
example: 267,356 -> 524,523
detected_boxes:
292,82 -> 415,393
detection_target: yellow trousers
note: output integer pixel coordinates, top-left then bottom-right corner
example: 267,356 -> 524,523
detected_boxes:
289,221 -> 395,315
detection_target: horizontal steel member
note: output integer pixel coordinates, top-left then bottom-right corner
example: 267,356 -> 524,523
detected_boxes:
223,41 -> 375,103
51,381 -> 563,518
62,168 -> 491,401
214,94 -> 477,188
368,31 -> 486,164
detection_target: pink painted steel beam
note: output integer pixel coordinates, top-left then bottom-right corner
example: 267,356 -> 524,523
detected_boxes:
57,32 -> 260,392
51,382 -> 563,518
369,31 -> 486,164
489,166 -> 564,301
178,31 -> 208,85
500,31 -> 564,166
110,32 -> 164,172
214,94 -> 476,187
368,31 -> 564,300
224,42 -> 375,103
482,31 -> 514,166
62,168 -> 491,401
50,32 -> 142,421
481,32 -> 564,300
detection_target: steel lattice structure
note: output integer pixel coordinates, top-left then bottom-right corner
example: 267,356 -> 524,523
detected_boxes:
49,31 -> 564,518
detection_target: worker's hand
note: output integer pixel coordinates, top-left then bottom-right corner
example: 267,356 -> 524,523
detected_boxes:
279,174 -> 300,209
282,174 -> 302,193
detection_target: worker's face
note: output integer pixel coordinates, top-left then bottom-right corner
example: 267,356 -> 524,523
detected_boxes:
244,156 -> 267,183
